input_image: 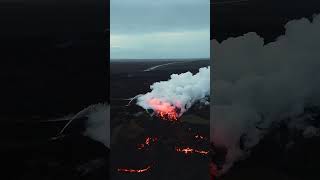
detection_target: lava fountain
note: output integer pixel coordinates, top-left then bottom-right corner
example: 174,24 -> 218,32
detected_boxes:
147,98 -> 181,121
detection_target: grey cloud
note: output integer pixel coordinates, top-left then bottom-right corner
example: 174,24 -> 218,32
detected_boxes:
211,14 -> 320,173
111,0 -> 209,34
111,0 -> 210,59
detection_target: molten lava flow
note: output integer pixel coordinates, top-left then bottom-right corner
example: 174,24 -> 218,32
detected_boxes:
147,98 -> 180,121
145,137 -> 151,145
137,137 -> 158,150
175,147 -> 209,156
117,165 -> 152,173
146,137 -> 158,145
176,147 -> 193,154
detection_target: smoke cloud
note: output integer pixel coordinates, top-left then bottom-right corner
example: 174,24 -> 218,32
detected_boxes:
84,103 -> 110,148
211,14 -> 320,173
59,103 -> 110,148
136,66 -> 210,118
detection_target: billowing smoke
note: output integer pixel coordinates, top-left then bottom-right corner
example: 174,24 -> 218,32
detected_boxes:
84,103 -> 110,148
211,14 -> 320,173
59,103 -> 110,148
136,66 -> 210,119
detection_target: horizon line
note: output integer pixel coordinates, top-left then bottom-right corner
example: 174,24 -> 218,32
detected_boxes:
110,57 -> 210,61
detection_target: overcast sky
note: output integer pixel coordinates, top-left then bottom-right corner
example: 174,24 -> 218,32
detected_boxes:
110,0 -> 210,59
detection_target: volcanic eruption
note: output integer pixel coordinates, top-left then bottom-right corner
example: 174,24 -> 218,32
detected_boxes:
147,98 -> 180,121
114,66 -> 211,178
135,66 -> 210,121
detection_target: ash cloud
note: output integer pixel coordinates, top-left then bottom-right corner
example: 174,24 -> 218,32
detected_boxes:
211,14 -> 320,173
136,66 -> 210,117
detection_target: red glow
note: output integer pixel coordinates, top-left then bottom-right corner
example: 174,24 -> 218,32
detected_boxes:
209,162 -> 218,180
137,137 -> 158,150
147,98 -> 180,121
145,137 -> 151,145
137,143 -> 145,150
176,147 -> 193,154
175,147 -> 209,156
117,165 -> 152,173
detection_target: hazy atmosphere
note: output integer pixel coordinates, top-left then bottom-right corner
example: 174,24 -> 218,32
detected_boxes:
110,0 -> 210,59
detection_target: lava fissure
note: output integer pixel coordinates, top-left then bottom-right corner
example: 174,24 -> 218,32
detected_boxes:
175,147 -> 209,156
117,165 -> 152,173
117,100 -> 210,176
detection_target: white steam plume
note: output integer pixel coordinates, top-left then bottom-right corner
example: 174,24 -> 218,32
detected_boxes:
59,103 -> 110,148
211,14 -> 320,173
136,66 -> 210,117
84,103 -> 110,148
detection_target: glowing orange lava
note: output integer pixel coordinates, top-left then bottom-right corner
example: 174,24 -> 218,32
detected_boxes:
145,137 -> 151,145
137,137 -> 158,150
195,134 -> 206,140
147,98 -> 180,121
117,165 -> 152,173
175,147 -> 209,156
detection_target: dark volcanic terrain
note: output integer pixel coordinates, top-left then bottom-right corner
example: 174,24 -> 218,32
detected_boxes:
110,59 -> 210,180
